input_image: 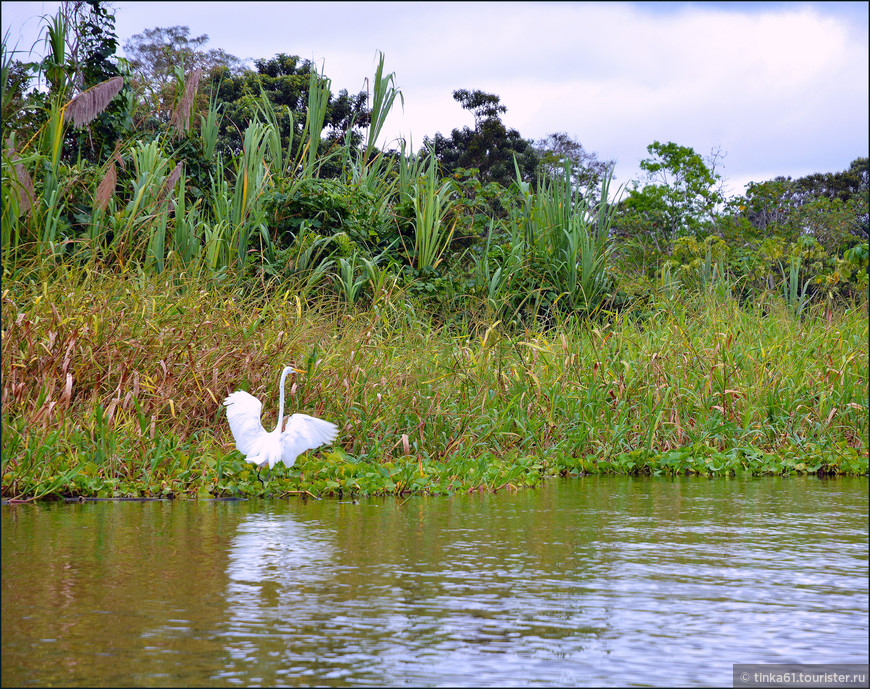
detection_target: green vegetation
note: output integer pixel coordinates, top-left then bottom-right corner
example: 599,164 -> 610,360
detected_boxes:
3,263 -> 866,501
2,5 -> 867,500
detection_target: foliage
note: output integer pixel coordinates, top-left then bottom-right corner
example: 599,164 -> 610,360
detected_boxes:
406,149 -> 456,270
533,131 -> 615,197
512,159 -> 621,316
2,265 -> 866,500
1,10 -> 868,501
740,159 -> 869,252
361,51 -> 403,169
426,89 -> 540,188
211,52 -> 368,166
123,25 -> 245,88
263,176 -> 394,253
616,141 -> 725,255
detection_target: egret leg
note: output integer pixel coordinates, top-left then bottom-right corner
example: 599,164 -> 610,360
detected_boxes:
257,465 -> 272,489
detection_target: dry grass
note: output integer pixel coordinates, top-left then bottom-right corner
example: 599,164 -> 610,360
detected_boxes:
4,140 -> 35,215
169,69 -> 201,138
157,162 -> 183,204
93,159 -> 117,213
64,76 -> 125,129
2,270 -> 327,439
1,263 -> 867,499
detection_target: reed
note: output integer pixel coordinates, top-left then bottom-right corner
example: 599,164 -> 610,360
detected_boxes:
781,252 -> 811,317
524,161 -> 620,314
298,66 -> 331,177
64,76 -> 125,129
408,149 -> 456,270
199,89 -> 223,163
2,263 -> 866,500
362,51 -> 403,170
168,69 -> 201,139
229,119 -> 272,267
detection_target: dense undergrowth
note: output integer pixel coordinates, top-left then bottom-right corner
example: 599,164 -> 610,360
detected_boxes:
2,18 -> 868,501
2,261 -> 866,501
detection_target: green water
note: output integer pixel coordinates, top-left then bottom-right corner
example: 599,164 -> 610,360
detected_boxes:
2,476 -> 868,686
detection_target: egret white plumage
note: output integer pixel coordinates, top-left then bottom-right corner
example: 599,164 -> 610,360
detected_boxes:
223,366 -> 338,476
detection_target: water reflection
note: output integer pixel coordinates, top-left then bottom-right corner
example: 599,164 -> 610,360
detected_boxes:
211,498 -> 619,687
220,511 -> 337,683
227,511 -> 334,587
2,477 -> 868,687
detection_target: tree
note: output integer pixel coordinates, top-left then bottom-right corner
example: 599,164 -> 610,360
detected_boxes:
740,157 -> 869,250
2,57 -> 40,139
212,53 -> 368,167
123,25 -> 245,124
618,140 -> 725,254
426,89 -> 539,188
123,25 -> 244,88
77,1 -> 120,87
792,158 -> 868,246
534,132 -> 614,197
452,88 -> 506,128
791,156 -> 868,205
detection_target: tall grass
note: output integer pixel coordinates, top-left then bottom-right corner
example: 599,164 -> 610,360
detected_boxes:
362,51 -> 403,170
299,65 -> 332,177
0,39 -> 349,279
521,160 -> 621,314
347,53 -> 402,200
781,252 -> 811,317
2,263 -> 866,499
407,149 -> 456,270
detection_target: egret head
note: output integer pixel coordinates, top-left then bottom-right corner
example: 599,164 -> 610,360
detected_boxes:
278,366 -> 305,393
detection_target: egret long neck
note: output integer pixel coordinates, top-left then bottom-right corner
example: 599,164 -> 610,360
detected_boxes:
276,367 -> 291,432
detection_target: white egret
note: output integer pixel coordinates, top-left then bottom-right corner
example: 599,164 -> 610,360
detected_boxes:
223,366 -> 338,478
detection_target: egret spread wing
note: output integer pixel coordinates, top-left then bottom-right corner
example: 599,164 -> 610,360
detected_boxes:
223,390 -> 267,456
280,413 -> 339,467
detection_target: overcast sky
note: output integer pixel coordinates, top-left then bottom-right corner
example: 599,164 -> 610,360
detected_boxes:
3,1 -> 868,197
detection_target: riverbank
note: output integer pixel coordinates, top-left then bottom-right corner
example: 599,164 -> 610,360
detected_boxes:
2,264 -> 867,500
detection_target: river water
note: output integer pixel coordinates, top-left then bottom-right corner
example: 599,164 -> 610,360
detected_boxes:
2,476 -> 867,686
